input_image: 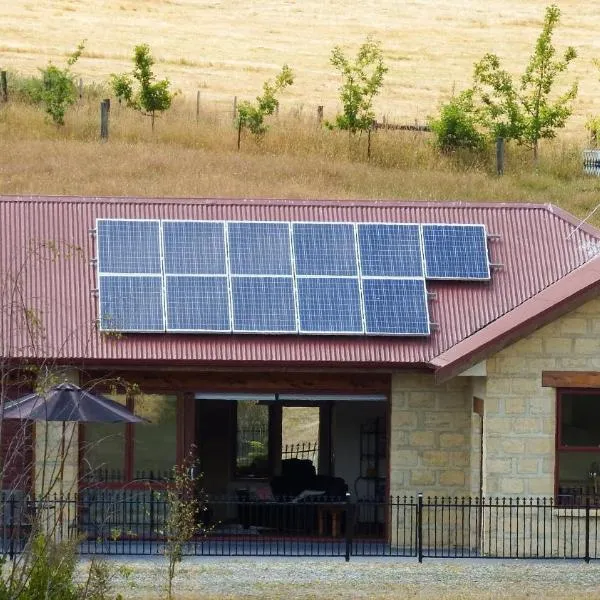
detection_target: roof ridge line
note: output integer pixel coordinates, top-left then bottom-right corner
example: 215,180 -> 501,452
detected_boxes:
0,194 -> 586,212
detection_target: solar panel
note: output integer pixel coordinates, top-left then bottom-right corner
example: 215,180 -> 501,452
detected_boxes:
228,222 -> 292,275
293,223 -> 358,276
231,277 -> 296,333
362,278 -> 430,335
422,224 -> 490,280
91,218 -> 506,336
98,276 -> 164,331
97,220 -> 161,274
358,224 -> 423,277
297,278 -> 363,334
163,221 -> 226,275
165,276 -> 230,331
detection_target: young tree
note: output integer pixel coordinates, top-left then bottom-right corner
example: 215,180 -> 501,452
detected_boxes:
111,44 -> 174,131
236,64 -> 294,147
27,41 -> 85,126
472,4 -> 577,161
327,37 -> 387,136
158,450 -> 208,600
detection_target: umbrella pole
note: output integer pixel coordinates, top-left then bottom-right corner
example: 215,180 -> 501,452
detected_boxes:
60,421 -> 65,497
59,421 -> 65,536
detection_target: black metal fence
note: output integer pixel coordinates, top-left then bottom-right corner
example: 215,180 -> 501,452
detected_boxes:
1,492 -> 598,561
281,442 -> 319,463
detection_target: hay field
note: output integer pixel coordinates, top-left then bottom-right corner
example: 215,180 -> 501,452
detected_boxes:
2,0 -> 600,132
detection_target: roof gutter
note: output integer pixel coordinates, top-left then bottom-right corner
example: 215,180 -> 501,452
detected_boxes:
431,257 -> 600,383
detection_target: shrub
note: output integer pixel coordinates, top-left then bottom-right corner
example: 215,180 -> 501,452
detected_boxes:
429,90 -> 485,153
27,41 -> 86,126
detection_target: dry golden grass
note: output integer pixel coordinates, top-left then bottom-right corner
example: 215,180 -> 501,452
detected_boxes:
1,0 -> 600,133
2,1 -> 600,224
2,97 -> 600,227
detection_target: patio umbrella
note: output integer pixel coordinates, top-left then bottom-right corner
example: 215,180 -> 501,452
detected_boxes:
1,382 -> 144,423
2,382 -> 144,495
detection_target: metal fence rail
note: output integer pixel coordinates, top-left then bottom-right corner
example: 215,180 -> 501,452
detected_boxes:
0,493 -> 597,561
281,442 -> 319,463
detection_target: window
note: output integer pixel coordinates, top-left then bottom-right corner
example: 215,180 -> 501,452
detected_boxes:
281,406 -> 319,469
83,394 -> 177,485
235,401 -> 270,478
557,390 -> 600,505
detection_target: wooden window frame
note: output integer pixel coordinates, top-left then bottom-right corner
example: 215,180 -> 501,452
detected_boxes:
80,393 -> 183,490
555,388 -> 600,505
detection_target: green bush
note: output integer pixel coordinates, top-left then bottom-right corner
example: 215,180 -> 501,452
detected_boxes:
429,90 -> 485,153
3,72 -> 45,104
0,534 -> 79,600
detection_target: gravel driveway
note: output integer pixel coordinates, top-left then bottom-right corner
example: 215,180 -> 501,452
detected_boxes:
78,556 -> 600,599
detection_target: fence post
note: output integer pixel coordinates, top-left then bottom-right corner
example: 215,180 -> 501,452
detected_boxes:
317,105 -> 323,124
344,491 -> 354,562
100,99 -> 110,141
196,90 -> 200,122
417,493 -> 423,563
233,96 -> 237,120
496,137 -> 505,176
584,497 -> 590,564
149,492 -> 155,538
1,71 -> 7,102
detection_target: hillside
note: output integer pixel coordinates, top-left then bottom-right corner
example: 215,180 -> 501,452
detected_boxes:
1,0 -> 600,131
1,1 -> 600,227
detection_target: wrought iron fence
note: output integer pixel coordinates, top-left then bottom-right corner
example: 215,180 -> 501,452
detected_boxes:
0,492 -> 598,561
281,442 -> 319,463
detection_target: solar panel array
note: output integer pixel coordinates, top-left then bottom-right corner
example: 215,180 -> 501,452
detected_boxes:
96,219 -> 490,335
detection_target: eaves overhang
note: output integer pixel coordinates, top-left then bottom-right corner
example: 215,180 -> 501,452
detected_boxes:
430,256 -> 600,383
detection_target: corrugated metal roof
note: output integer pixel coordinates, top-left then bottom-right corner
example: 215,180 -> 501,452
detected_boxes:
2,195 -> 599,369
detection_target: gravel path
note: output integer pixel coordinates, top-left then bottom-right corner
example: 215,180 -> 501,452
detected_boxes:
78,556 -> 600,599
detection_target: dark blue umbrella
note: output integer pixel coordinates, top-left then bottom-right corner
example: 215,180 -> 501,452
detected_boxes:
2,382 -> 143,423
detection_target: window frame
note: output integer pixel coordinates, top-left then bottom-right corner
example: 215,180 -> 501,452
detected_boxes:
233,401 -> 277,480
80,393 -> 182,490
555,388 -> 600,506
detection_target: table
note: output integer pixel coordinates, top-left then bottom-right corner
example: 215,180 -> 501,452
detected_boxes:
317,504 -> 346,537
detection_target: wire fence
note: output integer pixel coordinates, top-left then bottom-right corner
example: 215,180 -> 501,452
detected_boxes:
1,492 -> 599,561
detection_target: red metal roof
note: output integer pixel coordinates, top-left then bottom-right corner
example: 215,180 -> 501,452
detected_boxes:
2,195 -> 600,371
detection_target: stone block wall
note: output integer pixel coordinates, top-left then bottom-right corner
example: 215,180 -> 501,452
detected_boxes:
390,372 -> 471,498
483,296 -> 600,497
34,368 -> 80,498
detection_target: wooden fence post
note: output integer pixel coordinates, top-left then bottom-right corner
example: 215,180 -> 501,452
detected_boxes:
100,99 -> 110,141
79,78 -> 83,101
196,90 -> 200,122
496,137 -> 505,176
317,105 -> 323,123
233,96 -> 237,120
1,71 -> 7,103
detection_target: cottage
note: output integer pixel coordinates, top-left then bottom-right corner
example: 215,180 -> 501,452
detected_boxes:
1,195 -> 599,557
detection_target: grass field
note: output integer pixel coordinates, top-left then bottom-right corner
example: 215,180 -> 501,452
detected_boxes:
2,1 -> 600,226
2,0 -> 600,131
